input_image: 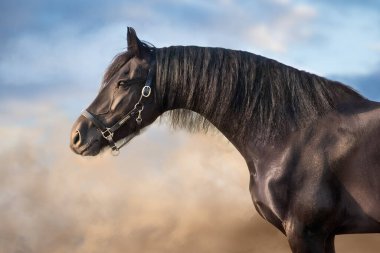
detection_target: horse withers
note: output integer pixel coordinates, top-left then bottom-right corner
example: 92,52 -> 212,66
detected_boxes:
70,27 -> 380,253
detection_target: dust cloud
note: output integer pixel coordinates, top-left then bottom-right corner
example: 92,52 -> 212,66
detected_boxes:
0,106 -> 379,253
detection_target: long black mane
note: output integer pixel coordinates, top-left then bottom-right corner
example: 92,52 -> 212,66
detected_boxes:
104,45 -> 363,143
155,46 -> 363,143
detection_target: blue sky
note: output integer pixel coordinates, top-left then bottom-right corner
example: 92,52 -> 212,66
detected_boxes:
1,0 -> 380,118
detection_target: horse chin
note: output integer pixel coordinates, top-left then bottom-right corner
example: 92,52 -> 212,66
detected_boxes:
80,140 -> 102,156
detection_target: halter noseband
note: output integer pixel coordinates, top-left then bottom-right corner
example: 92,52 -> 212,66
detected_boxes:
81,65 -> 154,156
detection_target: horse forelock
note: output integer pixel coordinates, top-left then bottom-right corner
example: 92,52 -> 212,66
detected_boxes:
101,41 -> 155,89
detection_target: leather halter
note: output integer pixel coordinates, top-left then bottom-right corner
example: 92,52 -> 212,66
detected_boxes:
82,65 -> 154,156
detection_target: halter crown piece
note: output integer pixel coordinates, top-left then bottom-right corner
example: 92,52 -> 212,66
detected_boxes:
81,63 -> 155,156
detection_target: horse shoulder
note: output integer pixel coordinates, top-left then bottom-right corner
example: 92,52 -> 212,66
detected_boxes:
330,105 -> 380,225
284,106 -> 380,234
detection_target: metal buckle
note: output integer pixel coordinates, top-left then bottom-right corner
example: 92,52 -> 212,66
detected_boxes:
102,128 -> 114,141
142,86 -> 151,97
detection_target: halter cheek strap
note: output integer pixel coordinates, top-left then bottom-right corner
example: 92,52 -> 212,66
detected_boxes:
81,65 -> 154,156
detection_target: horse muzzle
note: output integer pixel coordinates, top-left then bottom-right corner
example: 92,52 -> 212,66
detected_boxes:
70,117 -> 102,156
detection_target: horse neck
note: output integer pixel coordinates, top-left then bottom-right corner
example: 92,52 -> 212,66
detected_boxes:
155,46 -> 369,157
155,47 -> 240,140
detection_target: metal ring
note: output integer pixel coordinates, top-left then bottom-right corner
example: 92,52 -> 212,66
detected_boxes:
142,86 -> 151,97
111,148 -> 120,156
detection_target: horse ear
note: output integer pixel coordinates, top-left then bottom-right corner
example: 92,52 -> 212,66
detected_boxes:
127,27 -> 142,57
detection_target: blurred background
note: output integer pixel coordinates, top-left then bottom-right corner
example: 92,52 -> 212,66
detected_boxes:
1,0 -> 380,252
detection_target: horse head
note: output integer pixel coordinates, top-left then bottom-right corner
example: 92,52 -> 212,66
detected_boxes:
70,27 -> 160,156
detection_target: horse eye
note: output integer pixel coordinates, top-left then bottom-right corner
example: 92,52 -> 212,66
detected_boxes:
118,80 -> 128,87
117,78 -> 144,88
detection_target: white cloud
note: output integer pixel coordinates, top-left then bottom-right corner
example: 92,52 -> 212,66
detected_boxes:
248,24 -> 287,53
247,3 -> 317,53
270,0 -> 291,5
369,42 -> 380,52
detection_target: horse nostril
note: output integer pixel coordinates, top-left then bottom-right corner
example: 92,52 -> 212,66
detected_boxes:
73,130 -> 81,146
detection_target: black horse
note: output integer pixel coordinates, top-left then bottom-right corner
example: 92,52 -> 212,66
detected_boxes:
70,27 -> 380,253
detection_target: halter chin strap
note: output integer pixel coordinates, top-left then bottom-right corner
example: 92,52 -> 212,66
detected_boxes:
81,65 -> 154,156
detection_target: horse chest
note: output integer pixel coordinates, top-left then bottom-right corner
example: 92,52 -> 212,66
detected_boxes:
249,161 -> 289,232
